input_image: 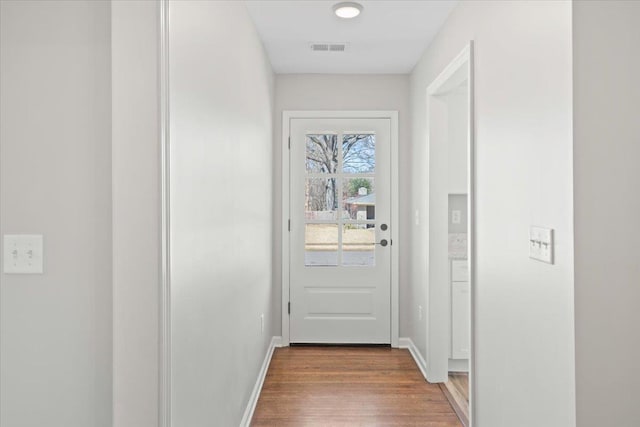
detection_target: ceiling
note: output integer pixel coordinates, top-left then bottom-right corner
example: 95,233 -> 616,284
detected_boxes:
245,1 -> 458,74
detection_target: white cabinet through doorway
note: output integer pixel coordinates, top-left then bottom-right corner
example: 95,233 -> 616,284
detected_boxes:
450,259 -> 470,360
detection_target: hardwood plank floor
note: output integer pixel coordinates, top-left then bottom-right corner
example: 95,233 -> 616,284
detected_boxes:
439,373 -> 469,427
252,346 -> 463,426
449,374 -> 468,403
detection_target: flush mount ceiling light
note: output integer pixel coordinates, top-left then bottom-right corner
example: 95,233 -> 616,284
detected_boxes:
333,2 -> 363,19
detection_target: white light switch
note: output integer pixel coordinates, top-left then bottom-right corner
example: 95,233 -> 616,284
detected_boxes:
3,234 -> 44,274
529,227 -> 553,264
452,210 -> 461,224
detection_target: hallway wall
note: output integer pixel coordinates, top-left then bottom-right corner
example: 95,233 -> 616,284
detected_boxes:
273,74 -> 411,338
573,1 -> 640,425
0,1 -> 113,426
169,2 -> 275,426
410,1 -> 575,426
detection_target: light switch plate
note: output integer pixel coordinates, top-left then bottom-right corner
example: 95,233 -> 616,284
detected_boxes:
452,210 -> 461,224
3,234 -> 44,274
529,227 -> 554,264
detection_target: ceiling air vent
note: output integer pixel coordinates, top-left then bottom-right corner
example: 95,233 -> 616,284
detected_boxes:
310,42 -> 348,52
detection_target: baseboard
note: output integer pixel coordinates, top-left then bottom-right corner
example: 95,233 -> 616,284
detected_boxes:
398,337 -> 428,381
271,336 -> 283,347
239,336 -> 282,427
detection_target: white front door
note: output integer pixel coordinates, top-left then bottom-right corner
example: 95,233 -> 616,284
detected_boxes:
289,117 -> 392,344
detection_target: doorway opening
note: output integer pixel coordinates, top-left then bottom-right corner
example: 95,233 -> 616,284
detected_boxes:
426,43 -> 474,426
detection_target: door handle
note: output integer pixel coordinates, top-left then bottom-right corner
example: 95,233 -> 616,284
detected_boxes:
376,239 -> 389,247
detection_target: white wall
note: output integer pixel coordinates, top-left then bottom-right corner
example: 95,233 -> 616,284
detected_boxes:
111,1 -> 160,426
410,1 -> 575,425
573,2 -> 640,425
273,74 -> 411,337
169,2 -> 275,426
0,1 -> 113,426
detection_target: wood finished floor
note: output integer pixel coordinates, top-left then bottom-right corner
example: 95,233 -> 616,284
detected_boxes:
252,346 -> 463,426
439,373 -> 469,427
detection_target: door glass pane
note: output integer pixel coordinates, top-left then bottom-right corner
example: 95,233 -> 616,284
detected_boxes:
305,178 -> 338,220
342,224 -> 375,267
306,134 -> 338,173
305,224 -> 338,266
343,134 -> 375,173
342,177 -> 375,221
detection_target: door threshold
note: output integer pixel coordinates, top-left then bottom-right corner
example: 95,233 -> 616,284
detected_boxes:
290,343 -> 391,348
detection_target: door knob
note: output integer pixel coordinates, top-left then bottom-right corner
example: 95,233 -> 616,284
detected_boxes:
380,224 -> 388,231
376,239 -> 388,247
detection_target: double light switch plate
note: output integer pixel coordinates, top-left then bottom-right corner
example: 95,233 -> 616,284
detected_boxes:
3,234 -> 44,274
529,227 -> 554,264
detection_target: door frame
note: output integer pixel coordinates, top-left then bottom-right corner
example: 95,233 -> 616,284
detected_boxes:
425,42 -> 475,425
159,0 -> 171,425
281,111 -> 399,347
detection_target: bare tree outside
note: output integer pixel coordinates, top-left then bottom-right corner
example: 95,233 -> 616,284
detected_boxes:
306,135 -> 338,217
343,134 -> 375,174
305,134 -> 375,218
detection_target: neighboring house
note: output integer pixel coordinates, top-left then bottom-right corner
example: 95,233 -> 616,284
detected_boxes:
344,192 -> 375,221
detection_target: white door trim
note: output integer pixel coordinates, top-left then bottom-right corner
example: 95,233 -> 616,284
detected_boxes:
425,42 -> 475,426
159,1 -> 171,426
281,110 -> 399,348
